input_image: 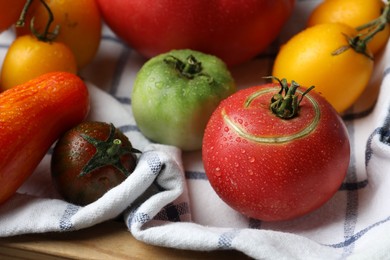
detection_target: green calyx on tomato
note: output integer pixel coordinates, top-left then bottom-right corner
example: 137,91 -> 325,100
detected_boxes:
164,54 -> 210,81
132,49 -> 236,151
333,1 -> 390,59
79,123 -> 141,177
223,77 -> 319,144
267,76 -> 315,119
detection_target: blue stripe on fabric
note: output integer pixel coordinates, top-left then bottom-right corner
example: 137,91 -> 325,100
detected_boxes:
325,215 -> 390,248
101,35 -> 127,46
185,171 -> 208,180
153,202 -> 190,222
145,152 -> 162,175
59,204 -> 80,231
109,47 -> 131,96
339,180 -> 368,191
115,96 -> 131,105
340,120 -> 358,257
118,124 -> 140,133
218,229 -> 240,249
128,211 -> 151,227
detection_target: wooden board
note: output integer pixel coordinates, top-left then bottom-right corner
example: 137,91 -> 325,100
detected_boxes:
0,220 -> 250,259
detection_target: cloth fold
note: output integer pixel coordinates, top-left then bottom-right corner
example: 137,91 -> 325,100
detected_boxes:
1,1 -> 390,259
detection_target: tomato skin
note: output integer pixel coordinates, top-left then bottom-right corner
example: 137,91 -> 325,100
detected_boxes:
202,83 -> 350,221
132,49 -> 236,151
17,0 -> 102,69
51,122 -> 138,206
0,0 -> 26,33
307,0 -> 389,55
0,35 -> 77,91
95,0 -> 295,66
272,23 -> 374,113
0,72 -> 89,205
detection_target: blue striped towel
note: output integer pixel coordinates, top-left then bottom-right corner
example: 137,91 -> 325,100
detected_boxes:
1,1 -> 390,259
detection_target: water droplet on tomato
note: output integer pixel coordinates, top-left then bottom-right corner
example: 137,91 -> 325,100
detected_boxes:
241,149 -> 246,154
248,157 -> 255,163
238,118 -> 243,124
215,168 -> 221,176
236,137 -> 241,143
224,127 -> 229,132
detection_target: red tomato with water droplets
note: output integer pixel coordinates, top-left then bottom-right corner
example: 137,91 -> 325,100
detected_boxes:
202,80 -> 350,221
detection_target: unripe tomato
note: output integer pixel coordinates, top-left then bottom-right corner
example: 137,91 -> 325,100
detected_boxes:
17,0 -> 102,69
132,49 -> 236,151
202,79 -> 350,221
272,23 -> 374,113
0,35 -> 77,91
307,0 -> 389,55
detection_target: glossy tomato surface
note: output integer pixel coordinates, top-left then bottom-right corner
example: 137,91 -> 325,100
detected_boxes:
95,0 -> 295,66
51,122 -> 138,206
272,23 -> 374,113
202,82 -> 350,221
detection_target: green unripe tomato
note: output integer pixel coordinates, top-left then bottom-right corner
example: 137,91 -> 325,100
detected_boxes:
132,49 -> 236,151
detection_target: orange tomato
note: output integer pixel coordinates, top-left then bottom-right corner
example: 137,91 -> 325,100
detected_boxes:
307,0 -> 390,55
17,0 -> 102,68
272,23 -> 374,113
0,35 -> 77,91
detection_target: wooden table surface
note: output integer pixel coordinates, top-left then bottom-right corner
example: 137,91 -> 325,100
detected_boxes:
0,220 -> 250,260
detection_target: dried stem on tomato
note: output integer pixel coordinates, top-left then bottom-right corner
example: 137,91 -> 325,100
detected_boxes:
16,0 -> 60,42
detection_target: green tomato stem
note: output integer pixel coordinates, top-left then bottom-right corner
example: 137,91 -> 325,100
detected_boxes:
267,76 -> 314,119
333,1 -> 390,59
79,123 -> 140,178
164,54 -> 208,79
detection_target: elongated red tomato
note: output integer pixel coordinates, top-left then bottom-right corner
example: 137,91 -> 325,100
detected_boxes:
0,72 -> 89,204
202,80 -> 350,221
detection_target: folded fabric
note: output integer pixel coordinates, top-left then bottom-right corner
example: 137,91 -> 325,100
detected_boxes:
1,1 -> 390,259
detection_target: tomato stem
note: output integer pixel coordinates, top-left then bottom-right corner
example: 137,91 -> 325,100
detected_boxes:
164,54 -> 212,81
333,1 -> 390,59
267,76 -> 314,119
16,0 -> 60,42
79,123 -> 141,178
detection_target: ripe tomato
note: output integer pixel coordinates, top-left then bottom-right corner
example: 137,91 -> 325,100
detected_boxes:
0,0 -> 26,33
307,0 -> 390,55
51,121 -> 140,206
202,79 -> 350,221
95,0 -> 295,66
0,35 -> 77,91
272,23 -> 374,113
0,72 -> 89,205
132,49 -> 236,151
17,0 -> 102,69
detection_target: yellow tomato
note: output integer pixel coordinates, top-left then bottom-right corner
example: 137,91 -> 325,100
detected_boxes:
307,0 -> 390,55
0,35 -> 77,91
17,0 -> 102,69
272,23 -> 373,113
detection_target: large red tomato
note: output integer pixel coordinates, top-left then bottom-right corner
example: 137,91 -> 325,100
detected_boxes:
95,0 -> 295,66
202,79 -> 350,221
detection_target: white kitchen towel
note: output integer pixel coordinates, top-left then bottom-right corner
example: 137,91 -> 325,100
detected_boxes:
1,1 -> 390,259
